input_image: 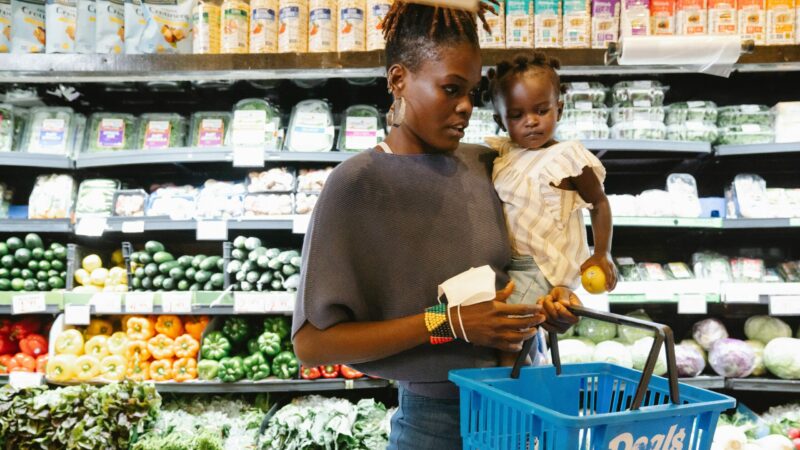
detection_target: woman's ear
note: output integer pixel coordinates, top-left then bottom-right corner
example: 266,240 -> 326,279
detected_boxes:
493,114 -> 506,132
557,100 -> 564,122
387,63 -> 407,96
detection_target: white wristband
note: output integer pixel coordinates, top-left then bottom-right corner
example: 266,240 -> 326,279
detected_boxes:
446,305 -> 457,339
457,304 -> 470,343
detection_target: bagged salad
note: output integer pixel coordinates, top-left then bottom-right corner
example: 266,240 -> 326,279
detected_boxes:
666,101 -> 718,125
337,104 -> 383,152
717,104 -> 773,127
189,111 -> 231,147
611,120 -> 666,140
21,106 -> 76,155
667,122 -> 718,142
556,119 -> 610,140
284,99 -> 335,152
610,105 -> 665,124
716,124 -> 774,145
85,113 -> 138,152
136,113 -> 187,149
0,104 -> 14,152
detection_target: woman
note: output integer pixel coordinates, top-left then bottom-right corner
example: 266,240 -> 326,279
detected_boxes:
292,3 -> 581,448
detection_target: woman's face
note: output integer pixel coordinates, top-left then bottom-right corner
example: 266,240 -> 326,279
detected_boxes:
390,42 -> 482,153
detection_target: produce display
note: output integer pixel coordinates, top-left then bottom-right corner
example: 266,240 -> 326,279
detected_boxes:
713,403 -> 800,450
75,178 -> 120,218
337,105 -> 383,152
0,233 -> 67,291
228,235 -> 301,292
27,174 -> 76,219
85,113 -> 139,152
284,99 -> 335,152
135,113 -> 188,149
72,250 -> 128,293
128,240 -> 224,292
188,111 -> 231,148
20,107 -> 77,155
0,315 -> 51,375
0,104 -> 15,152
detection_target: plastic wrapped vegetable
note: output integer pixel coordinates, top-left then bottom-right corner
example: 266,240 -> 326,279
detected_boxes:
463,108 -> 499,144
136,113 -> 187,149
146,185 -> 197,219
665,101 -> 718,125
610,105 -> 665,124
664,262 -> 694,279
708,338 -> 755,378
556,119 -> 610,141
730,258 -> 766,282
666,122 -> 719,142
615,257 -> 642,281
631,337 -> 667,376
194,180 -> 245,219
22,107 -> 76,155
28,174 -> 76,219
561,107 -> 609,123
557,339 -> 595,364
284,99 -> 335,152
232,99 -> 282,150
85,113 -> 139,152
693,252 -> 733,282
692,318 -> 729,350
247,168 -> 296,193
674,344 -> 705,377
189,111 -> 231,148
745,340 -> 766,377
617,310 -> 655,344
680,339 -> 707,362
243,193 -> 293,216
297,167 -> 334,192
717,105 -> 773,127
575,318 -> 617,343
716,124 -> 775,145
562,82 -> 608,108
592,341 -> 632,368
113,189 -> 148,217
0,104 -> 14,152
75,178 -> 120,218
667,173 -> 702,218
338,104 -> 383,152
611,80 -> 668,107
611,121 -> 666,140
763,337 -> 800,379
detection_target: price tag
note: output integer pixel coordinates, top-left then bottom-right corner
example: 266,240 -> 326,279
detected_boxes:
234,292 -> 266,313
162,292 -> 193,313
769,296 -> 800,316
9,372 -> 44,389
121,220 -> 145,233
292,215 -> 311,234
75,217 -> 108,237
233,146 -> 265,167
644,289 -> 674,302
344,379 -> 355,390
196,220 -> 228,240
125,292 -> 154,313
678,294 -> 708,314
12,293 -> 47,315
581,294 -> 610,312
790,218 -> 800,227
90,293 -> 122,313
724,284 -> 761,303
64,304 -> 91,325
265,292 -> 295,313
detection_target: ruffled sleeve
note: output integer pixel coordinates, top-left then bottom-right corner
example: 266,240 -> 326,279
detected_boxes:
538,141 -> 606,228
484,136 -> 516,157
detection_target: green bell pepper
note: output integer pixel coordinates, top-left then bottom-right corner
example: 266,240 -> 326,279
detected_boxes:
271,351 -> 299,380
257,331 -> 282,357
281,339 -> 293,353
201,331 -> 232,361
222,317 -> 251,343
247,338 -> 260,355
197,359 -> 220,380
243,351 -> 271,381
263,317 -> 290,340
218,356 -> 245,382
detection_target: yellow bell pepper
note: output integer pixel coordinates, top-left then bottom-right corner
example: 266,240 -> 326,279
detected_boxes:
75,355 -> 101,380
84,335 -> 110,359
173,358 -> 197,382
147,334 -> 175,360
127,360 -> 151,382
155,315 -> 184,339
126,317 -> 155,341
85,318 -> 114,337
174,334 -> 200,359
107,332 -> 128,356
46,354 -> 77,382
149,359 -> 173,381
184,316 -> 210,340
100,355 -> 127,381
126,340 -> 150,362
55,329 -> 85,356
120,315 -> 136,330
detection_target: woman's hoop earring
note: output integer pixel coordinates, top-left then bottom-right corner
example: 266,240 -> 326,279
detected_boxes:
388,97 -> 406,128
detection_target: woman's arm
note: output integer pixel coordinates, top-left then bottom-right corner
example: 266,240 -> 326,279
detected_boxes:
572,166 -> 618,291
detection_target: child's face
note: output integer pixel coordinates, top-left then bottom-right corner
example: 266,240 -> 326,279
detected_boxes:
494,72 -> 563,150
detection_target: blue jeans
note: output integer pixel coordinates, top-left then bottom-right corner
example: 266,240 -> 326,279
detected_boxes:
388,388 -> 462,450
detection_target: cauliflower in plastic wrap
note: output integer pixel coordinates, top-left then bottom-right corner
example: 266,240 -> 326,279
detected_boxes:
575,317 -> 617,344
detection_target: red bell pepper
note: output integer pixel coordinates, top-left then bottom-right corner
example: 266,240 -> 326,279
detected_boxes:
319,364 -> 340,378
9,353 -> 36,372
0,334 -> 19,355
0,355 -> 11,374
10,317 -> 40,341
0,318 -> 12,335
300,366 -> 321,380
340,366 -> 364,379
35,354 -> 48,373
19,334 -> 47,357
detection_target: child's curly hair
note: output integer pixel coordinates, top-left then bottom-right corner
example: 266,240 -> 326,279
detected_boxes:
487,51 -> 563,106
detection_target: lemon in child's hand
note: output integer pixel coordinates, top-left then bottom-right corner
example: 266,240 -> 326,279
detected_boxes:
581,266 -> 607,294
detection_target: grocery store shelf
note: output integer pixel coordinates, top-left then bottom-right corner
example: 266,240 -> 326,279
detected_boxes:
0,219 -> 72,233
602,217 -> 797,229
722,218 -> 796,229
0,304 -> 62,315
62,291 -> 295,314
725,378 -> 800,392
680,376 -> 726,390
1,46 -> 798,83
149,378 -> 390,393
584,140 -> 713,154
0,152 -> 73,169
105,216 -> 296,232
715,142 -> 800,156
74,148 -> 354,168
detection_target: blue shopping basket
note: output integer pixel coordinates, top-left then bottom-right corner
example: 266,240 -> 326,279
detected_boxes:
449,305 -> 736,450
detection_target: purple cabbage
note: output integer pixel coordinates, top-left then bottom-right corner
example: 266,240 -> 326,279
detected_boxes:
675,344 -> 706,377
708,338 -> 756,378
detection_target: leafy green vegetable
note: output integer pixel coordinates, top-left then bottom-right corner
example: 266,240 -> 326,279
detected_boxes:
665,101 -> 718,125
136,113 -> 187,149
717,105 -> 773,127
0,104 -> 16,152
22,106 -> 76,155
85,113 -> 139,152
189,112 -> 231,148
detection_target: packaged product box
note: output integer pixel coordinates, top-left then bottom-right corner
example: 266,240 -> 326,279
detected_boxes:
563,0 -> 591,47
676,0 -> 707,34
766,0 -> 794,43
774,102 -> 800,143
250,0 -> 277,53
591,0 -> 620,48
11,0 -> 46,53
125,0 -> 146,54
194,0 -> 221,54
366,0 -> 391,50
74,0 -> 95,53
709,0 -> 738,33
0,0 -> 9,52
535,0 -> 561,47
651,0 -> 675,33
506,0 -> 533,48
278,0 -> 308,52
621,0 -> 650,35
95,0 -> 124,53
338,0 -> 365,51
138,0 -> 193,53
738,0 -> 765,43
221,0 -> 250,53
308,0 -> 335,52
479,0 -> 505,48
45,0 -> 76,53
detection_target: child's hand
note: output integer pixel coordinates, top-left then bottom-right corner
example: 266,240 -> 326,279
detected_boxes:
581,253 -> 618,292
537,287 -> 581,334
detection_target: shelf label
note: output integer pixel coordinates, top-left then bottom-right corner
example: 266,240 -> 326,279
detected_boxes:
12,293 -> 47,315
64,304 -> 91,325
292,215 -> 311,234
790,218 -> 800,227
769,295 -> 800,316
678,294 -> 708,314
9,372 -> 44,389
725,285 -> 761,303
265,292 -> 295,313
125,292 -> 154,314
234,292 -> 267,313
75,217 -> 108,237
344,379 -> 355,390
233,146 -> 265,167
197,220 -> 228,241
90,293 -> 123,313
121,220 -> 146,233
581,294 -> 610,312
162,292 -> 193,313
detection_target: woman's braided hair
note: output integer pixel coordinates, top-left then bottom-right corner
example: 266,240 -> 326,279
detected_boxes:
487,51 -> 563,105
381,1 -> 498,71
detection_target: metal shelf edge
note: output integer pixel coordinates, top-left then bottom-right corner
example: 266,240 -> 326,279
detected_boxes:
679,376 -> 726,389
0,153 -> 73,169
584,140 -> 712,154
725,378 -> 800,392
151,378 -> 390,393
0,219 -> 73,232
715,142 -> 800,156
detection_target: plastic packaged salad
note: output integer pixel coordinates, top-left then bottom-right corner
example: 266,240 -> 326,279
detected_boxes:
112,189 -> 148,217
22,107 -> 76,155
730,257 -> 766,282
611,120 -> 666,140
136,113 -> 188,149
638,262 -> 670,281
463,108 -> 499,144
146,186 -> 197,220
12,108 -> 28,152
616,257 -> 643,281
610,105 -> 665,124
561,82 -> 608,108
611,80 -> 668,107
667,173 -> 702,218
189,111 -> 232,148
666,122 -> 719,142
561,106 -> 609,123
75,178 -> 121,218
665,101 -> 718,125
247,168 -> 296,193
337,105 -> 384,152
243,193 -> 294,216
556,120 -> 610,140
692,252 -> 733,282
85,113 -> 139,152
284,99 -> 336,152
194,180 -> 246,219
664,262 -> 694,280
28,174 -> 76,219
716,124 -> 774,145
0,104 -> 14,152
72,114 -> 87,157
717,105 -> 774,127
232,99 -> 283,151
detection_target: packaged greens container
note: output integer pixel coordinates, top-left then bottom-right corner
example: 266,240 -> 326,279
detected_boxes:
561,106 -> 609,123
611,120 -> 666,140
562,82 -> 608,108
717,105 -> 774,127
12,107 -> 28,151
610,105 -> 665,124
189,111 -> 231,148
0,104 -> 14,152
232,98 -> 282,151
21,106 -> 75,154
284,99 -> 335,152
611,80 -> 668,107
136,113 -> 187,149
75,178 -> 120,217
716,124 -> 774,145
556,119 -> 610,140
666,122 -> 719,142
337,104 -> 382,152
85,112 -> 138,152
463,108 -> 498,144
665,101 -> 718,125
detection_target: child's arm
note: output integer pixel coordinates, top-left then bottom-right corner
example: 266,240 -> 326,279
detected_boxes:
571,166 -> 618,291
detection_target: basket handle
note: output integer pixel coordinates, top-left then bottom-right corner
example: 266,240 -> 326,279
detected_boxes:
510,305 -> 680,410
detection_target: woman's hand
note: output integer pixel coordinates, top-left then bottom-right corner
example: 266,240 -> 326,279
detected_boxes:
581,252 -> 618,292
537,287 -> 581,334
451,281 -> 547,353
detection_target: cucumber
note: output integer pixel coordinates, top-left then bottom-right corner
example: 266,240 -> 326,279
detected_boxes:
48,276 -> 65,289
177,255 -> 193,268
14,248 -> 31,265
241,280 -> 253,292
31,248 -> 44,260
6,237 -> 23,252
145,240 -> 165,254
141,277 -> 153,290
53,246 -> 67,261
256,255 -> 270,269
36,271 -> 48,282
138,253 -> 152,265
210,273 -> 224,288
203,281 -> 214,291
227,260 -> 242,274
199,256 -> 220,271
152,275 -> 165,289
134,267 -> 145,279
235,271 -> 246,282
267,258 -> 282,270
38,260 -> 51,271
23,279 -> 36,291
0,243 -> 7,256
0,255 -> 13,269
248,247 -> 267,263
162,278 -> 175,291
231,249 -> 247,261
159,261 -> 179,275
233,235 -> 247,250
266,248 -> 280,259
217,257 -> 224,271
131,277 -> 142,289
194,270 -> 211,284
0,279 -> 9,290
244,237 -> 262,251
20,269 -> 33,280
290,256 -> 302,268
37,281 -> 48,291
189,283 -> 201,291
27,260 -> 39,272
192,254 -> 206,269
278,250 -> 299,264
270,279 -> 282,291
177,280 -> 189,291
241,260 -> 254,273
144,263 -> 159,278
258,272 -> 273,284
24,233 -> 44,250
246,271 -> 260,284
169,267 -> 185,280
282,265 -> 297,276
153,252 -> 175,264
10,278 -> 24,291
10,268 -> 20,278
185,267 -> 197,281
43,250 -> 54,261
283,274 -> 301,290
51,260 -> 65,271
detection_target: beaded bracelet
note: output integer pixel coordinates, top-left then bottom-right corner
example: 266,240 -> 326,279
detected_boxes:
424,304 -> 455,345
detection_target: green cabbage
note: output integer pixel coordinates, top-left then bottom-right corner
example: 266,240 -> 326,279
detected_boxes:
631,337 -> 667,376
763,337 -> 800,380
575,317 -> 617,343
744,315 -> 792,345
558,338 -> 595,364
617,310 -> 656,344
746,340 -> 766,377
